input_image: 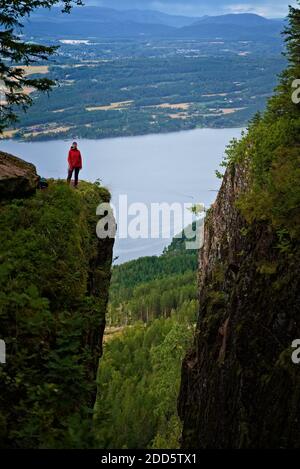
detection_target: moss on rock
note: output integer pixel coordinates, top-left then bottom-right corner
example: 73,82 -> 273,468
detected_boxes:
0,177 -> 114,448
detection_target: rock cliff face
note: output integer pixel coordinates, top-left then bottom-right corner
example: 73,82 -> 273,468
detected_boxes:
0,151 -> 39,199
178,163 -> 300,449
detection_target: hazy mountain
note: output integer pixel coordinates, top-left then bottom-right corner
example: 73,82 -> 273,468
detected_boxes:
26,20 -> 175,39
110,9 -> 198,27
177,13 -> 284,40
29,6 -> 198,28
195,13 -> 271,26
25,7 -> 284,40
81,0 -> 292,19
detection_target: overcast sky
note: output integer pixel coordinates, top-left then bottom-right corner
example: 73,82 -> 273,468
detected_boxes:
84,0 -> 298,18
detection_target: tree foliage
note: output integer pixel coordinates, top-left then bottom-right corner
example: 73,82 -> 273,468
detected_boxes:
0,181 -> 112,448
94,313 -> 195,449
95,227 -> 199,448
0,0 -> 82,132
108,228 -> 198,325
221,1 -> 300,243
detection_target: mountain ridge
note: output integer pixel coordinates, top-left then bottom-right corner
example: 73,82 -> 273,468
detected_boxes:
195,12 -> 272,25
30,6 -> 199,28
26,8 -> 284,39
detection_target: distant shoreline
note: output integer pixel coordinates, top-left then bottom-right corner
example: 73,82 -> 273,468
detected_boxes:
0,124 -> 246,144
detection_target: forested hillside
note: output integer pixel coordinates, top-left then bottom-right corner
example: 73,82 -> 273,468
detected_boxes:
0,167 -> 114,448
108,229 -> 198,324
94,317 -> 194,449
93,230 -> 199,448
8,52 -> 284,141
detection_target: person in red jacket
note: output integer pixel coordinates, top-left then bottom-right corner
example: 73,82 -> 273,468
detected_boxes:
67,142 -> 82,187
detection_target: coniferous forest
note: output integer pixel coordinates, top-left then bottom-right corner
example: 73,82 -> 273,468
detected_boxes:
94,235 -> 198,449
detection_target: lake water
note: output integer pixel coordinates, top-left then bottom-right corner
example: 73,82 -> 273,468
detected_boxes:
1,128 -> 243,263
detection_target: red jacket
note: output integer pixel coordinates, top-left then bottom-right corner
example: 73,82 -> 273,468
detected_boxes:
68,148 -> 82,170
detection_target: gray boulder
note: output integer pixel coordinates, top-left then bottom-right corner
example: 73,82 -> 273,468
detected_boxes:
0,151 -> 39,199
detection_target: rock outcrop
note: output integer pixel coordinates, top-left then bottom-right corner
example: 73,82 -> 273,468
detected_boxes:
0,151 -> 39,199
0,160 -> 115,448
178,163 -> 300,449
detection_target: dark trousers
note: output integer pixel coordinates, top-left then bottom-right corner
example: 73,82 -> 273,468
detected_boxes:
67,167 -> 80,186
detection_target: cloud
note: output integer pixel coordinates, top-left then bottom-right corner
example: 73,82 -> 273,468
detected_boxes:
225,3 -> 272,16
225,1 -> 298,17
85,0 -> 297,18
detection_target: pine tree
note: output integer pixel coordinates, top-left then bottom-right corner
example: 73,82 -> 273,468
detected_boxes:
268,0 -> 300,116
0,0 -> 82,132
284,1 -> 300,74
